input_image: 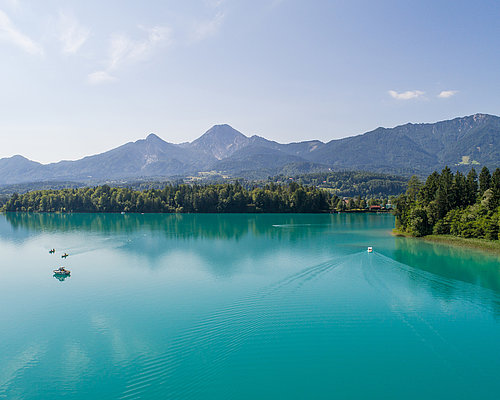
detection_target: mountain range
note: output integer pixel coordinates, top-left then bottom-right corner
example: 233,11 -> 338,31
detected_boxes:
0,113 -> 499,185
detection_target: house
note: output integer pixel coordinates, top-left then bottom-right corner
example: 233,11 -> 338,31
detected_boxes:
369,205 -> 382,211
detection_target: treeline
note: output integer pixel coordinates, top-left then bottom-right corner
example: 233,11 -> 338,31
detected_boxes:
395,166 -> 500,239
274,171 -> 407,198
2,182 -> 335,213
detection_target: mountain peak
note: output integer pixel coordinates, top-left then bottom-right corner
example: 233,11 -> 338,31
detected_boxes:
9,154 -> 30,160
146,133 -> 163,142
190,124 -> 249,160
471,113 -> 496,122
202,124 -> 247,139
1,154 -> 39,164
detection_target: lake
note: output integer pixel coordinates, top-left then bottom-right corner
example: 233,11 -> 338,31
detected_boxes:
0,212 -> 499,399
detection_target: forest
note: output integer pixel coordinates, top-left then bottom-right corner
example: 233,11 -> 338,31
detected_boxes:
1,180 -> 396,214
395,166 -> 500,240
2,182 -> 334,213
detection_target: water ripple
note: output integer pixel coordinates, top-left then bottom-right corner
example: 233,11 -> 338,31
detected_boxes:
118,253 -> 361,399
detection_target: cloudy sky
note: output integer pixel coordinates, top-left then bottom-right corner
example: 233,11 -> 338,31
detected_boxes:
0,0 -> 499,163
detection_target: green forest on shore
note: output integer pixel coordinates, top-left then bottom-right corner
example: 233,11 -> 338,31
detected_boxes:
0,180 -> 397,214
2,182 -> 334,213
395,166 -> 500,241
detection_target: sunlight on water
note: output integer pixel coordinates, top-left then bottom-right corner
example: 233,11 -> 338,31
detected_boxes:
0,213 -> 499,399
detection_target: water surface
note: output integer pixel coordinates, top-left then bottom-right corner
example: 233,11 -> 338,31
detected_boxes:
0,213 -> 499,399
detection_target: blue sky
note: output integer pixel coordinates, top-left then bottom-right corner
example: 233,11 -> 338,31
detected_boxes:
0,0 -> 499,163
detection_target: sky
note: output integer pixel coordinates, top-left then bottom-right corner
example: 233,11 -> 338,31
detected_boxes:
0,0 -> 499,163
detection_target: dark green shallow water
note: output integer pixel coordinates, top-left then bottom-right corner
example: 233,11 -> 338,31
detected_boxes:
1,213 -> 499,399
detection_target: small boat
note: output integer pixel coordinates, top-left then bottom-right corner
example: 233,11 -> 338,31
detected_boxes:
61,253 -> 69,258
49,249 -> 55,254
53,267 -> 70,276
367,246 -> 373,253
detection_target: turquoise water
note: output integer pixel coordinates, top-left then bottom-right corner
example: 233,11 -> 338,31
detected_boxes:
0,212 -> 499,399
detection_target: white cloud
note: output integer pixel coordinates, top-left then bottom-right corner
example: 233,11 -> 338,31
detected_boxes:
57,11 -> 90,54
388,90 -> 425,100
87,70 -> 116,85
191,12 -> 225,42
438,90 -> 458,99
108,26 -> 172,70
0,9 -> 43,55
88,26 -> 171,85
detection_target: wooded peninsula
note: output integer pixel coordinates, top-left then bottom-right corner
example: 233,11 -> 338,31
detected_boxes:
395,167 -> 500,241
2,182 -> 335,213
1,181 -> 396,214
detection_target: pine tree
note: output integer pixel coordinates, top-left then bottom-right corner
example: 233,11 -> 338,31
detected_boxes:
419,172 -> 439,203
479,166 -> 491,196
491,168 -> 500,210
466,168 -> 478,205
406,175 -> 421,202
453,171 -> 467,208
435,166 -> 453,219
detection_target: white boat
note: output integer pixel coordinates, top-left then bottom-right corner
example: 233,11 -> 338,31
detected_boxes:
53,267 -> 71,276
367,246 -> 373,253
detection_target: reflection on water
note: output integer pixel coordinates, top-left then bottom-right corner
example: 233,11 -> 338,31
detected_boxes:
394,236 -> 500,294
0,212 -> 500,399
3,211 -> 387,241
53,273 -> 70,282
1,212 -> 392,276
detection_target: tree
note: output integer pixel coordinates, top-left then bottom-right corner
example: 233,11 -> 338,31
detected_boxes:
479,166 -> 491,196
466,168 -> 478,205
452,171 -> 467,208
435,166 -> 453,219
408,207 -> 430,237
406,175 -> 422,202
490,168 -> 500,210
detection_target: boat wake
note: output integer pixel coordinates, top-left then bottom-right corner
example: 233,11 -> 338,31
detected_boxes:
119,252 -> 362,399
118,250 -> 498,399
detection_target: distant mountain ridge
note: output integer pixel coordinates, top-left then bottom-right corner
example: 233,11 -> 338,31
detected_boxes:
0,114 -> 499,185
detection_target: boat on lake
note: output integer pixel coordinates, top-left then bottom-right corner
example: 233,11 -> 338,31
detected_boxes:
61,253 -> 69,258
53,267 -> 70,276
367,246 -> 373,253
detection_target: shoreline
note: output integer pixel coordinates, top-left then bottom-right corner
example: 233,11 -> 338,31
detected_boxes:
392,229 -> 500,255
1,210 -> 390,215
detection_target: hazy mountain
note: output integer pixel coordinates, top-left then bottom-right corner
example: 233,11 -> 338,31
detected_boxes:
42,133 -> 214,180
309,113 -> 500,174
0,113 -> 499,185
0,134 -> 215,185
0,155 -> 43,184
